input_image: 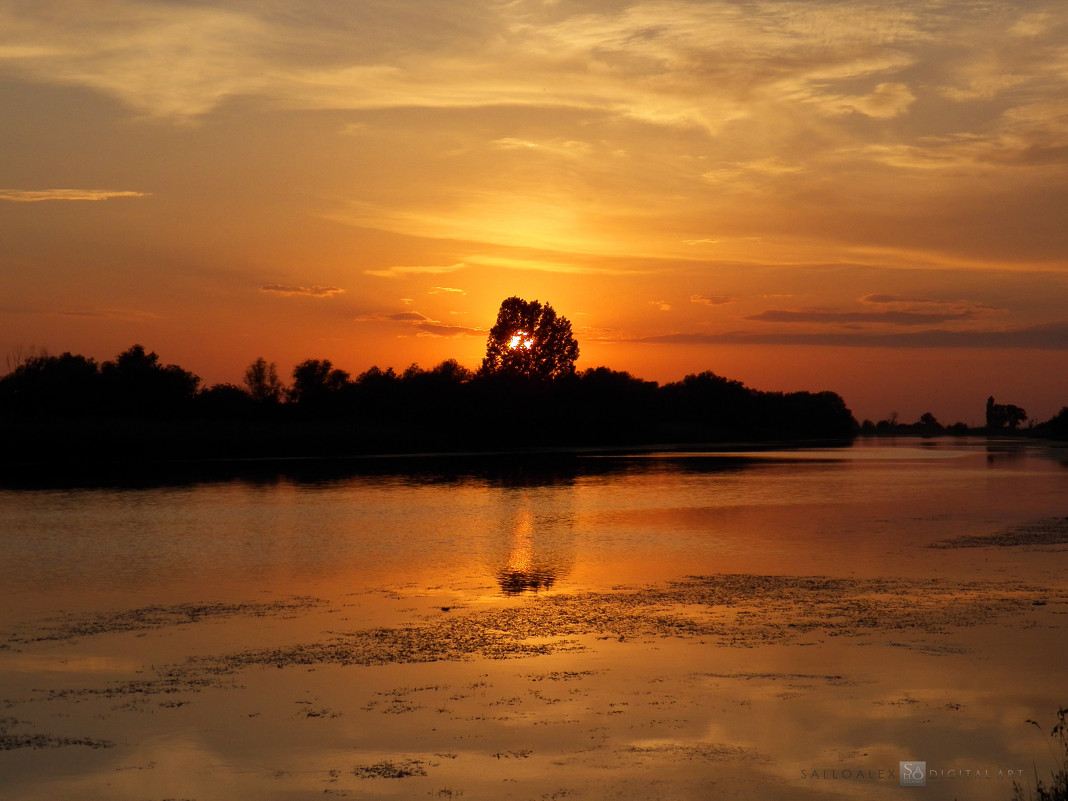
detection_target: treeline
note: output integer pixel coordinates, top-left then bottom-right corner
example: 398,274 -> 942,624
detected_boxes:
0,345 -> 857,462
857,395 -> 1068,439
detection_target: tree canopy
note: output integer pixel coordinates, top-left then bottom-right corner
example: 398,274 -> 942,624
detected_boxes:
480,297 -> 579,381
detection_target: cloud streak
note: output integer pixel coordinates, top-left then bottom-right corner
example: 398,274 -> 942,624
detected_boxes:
260,284 -> 345,297
364,264 -> 467,279
746,309 -> 977,326
0,189 -> 148,202
631,322 -> 1068,350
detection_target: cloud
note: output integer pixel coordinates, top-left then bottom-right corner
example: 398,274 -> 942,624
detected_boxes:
462,255 -> 646,276
260,284 -> 345,297
859,294 -> 1000,313
811,82 -> 916,119
364,263 -> 466,278
357,308 -> 482,338
387,311 -> 430,322
491,137 -> 592,158
629,322 -> 1068,349
47,308 -> 159,321
0,0 -> 936,130
415,322 -> 482,338
650,300 -> 672,312
747,309 -> 976,326
429,286 -> 466,295
861,294 -> 936,305
0,189 -> 148,202
691,294 -> 736,306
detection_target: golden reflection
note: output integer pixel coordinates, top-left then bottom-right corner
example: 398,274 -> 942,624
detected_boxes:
494,494 -> 572,595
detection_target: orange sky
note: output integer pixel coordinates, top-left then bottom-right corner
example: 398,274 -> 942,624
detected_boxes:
2,0 -> 1067,424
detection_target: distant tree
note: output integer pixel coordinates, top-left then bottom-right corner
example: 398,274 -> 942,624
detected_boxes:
986,396 -> 1027,430
1033,407 -> 1068,441
289,359 -> 349,405
243,357 -> 285,404
353,365 -> 399,416
917,412 -> 944,435
100,344 -> 200,417
4,344 -> 48,374
480,297 -> 579,381
0,351 -> 100,416
430,358 -> 474,383
195,382 -> 256,419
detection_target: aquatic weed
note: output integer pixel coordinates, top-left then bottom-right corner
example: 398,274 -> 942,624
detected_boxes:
1013,708 -> 1068,801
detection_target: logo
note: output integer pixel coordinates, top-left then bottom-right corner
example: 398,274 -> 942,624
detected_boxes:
900,762 -> 927,787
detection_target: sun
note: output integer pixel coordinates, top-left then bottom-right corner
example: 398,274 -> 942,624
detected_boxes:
507,331 -> 534,350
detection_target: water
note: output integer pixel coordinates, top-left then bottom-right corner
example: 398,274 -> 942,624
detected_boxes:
1,438 -> 1066,800
3,439 -> 1065,617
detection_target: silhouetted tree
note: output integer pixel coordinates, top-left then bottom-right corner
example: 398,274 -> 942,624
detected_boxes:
1033,407 -> 1068,441
986,396 -> 1027,430
195,383 -> 256,419
917,412 -> 944,436
0,351 -> 100,417
289,359 -> 349,406
243,357 -> 285,404
100,345 -> 200,417
481,297 -> 579,381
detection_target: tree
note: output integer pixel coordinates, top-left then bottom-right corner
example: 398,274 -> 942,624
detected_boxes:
0,351 -> 100,417
243,357 -> 285,404
100,344 -> 200,417
289,359 -> 350,405
986,396 -> 1027,430
481,297 -> 579,380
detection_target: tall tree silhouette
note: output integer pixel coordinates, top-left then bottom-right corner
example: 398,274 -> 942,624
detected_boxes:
481,297 -> 579,380
986,396 -> 1027,430
243,357 -> 285,404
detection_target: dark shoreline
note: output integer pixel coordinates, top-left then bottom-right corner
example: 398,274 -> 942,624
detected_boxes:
5,432 -> 1064,490
0,432 -> 862,489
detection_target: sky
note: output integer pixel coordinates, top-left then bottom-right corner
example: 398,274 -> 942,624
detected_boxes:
2,0 -> 1067,425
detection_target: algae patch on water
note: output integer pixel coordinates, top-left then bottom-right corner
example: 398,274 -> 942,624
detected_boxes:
929,517 -> 1068,549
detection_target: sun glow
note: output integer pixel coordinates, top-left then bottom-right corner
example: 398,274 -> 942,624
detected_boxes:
508,331 -> 533,350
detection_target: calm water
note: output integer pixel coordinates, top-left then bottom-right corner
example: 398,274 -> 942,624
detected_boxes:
2,438 -> 1067,623
2,438 -> 1067,801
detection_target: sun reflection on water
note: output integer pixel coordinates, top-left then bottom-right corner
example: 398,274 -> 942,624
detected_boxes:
495,496 -> 571,595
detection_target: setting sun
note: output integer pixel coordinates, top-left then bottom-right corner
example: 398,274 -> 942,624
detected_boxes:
507,332 -> 533,351
1,0 -> 1066,423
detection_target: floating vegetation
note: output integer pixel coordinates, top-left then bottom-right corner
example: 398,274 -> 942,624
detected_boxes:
1,597 -> 326,646
0,717 -> 113,751
622,741 -> 761,762
352,758 -> 427,779
8,575 -> 1063,704
930,517 -> 1068,549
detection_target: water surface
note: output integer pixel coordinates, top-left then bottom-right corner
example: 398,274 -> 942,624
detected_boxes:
2,438 -> 1066,799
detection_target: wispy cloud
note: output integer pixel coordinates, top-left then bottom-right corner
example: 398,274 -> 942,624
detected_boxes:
387,311 -> 430,322
364,263 -> 466,279
747,309 -> 976,326
47,308 -> 160,321
0,189 -> 148,202
429,286 -> 466,295
691,294 -> 736,306
414,321 -> 482,338
260,284 -> 345,297
630,322 -> 1068,349
356,309 -> 482,338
